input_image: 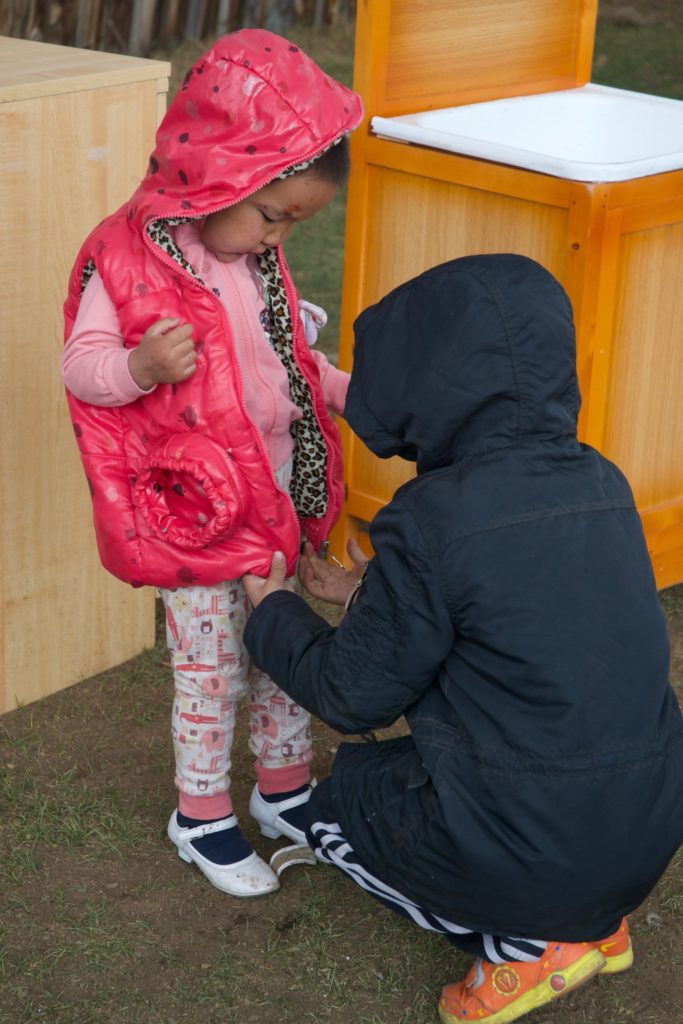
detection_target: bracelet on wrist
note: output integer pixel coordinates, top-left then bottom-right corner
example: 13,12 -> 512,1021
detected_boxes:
344,562 -> 369,612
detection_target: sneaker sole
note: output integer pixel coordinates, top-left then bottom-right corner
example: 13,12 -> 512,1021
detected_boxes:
600,944 -> 634,975
438,948 -> 605,1024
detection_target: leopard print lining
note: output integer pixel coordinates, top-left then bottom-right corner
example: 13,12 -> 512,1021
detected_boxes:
146,218 -> 204,282
277,136 -> 343,180
256,247 -> 328,519
140,216 -> 329,520
80,258 -> 96,293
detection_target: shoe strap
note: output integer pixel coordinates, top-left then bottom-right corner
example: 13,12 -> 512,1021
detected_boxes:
273,788 -> 312,814
177,813 -> 238,842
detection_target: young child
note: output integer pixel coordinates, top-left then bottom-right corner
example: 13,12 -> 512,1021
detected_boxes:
62,29 -> 362,897
242,254 -> 683,1021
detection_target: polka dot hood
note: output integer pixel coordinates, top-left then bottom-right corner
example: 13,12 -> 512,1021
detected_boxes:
130,29 -> 362,226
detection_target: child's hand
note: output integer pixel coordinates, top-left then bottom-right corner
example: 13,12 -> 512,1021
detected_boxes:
243,552 -> 295,608
299,539 -> 368,607
128,318 -> 196,390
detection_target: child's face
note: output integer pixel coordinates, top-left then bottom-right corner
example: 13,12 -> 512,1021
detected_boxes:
200,173 -> 338,263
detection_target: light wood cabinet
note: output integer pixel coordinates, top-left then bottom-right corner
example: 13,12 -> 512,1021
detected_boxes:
0,38 -> 170,712
332,1 -> 683,590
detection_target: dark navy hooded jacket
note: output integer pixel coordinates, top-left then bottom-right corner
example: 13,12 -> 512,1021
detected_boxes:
245,254 -> 683,940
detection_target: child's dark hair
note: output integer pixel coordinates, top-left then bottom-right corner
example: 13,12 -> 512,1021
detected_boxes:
309,135 -> 351,187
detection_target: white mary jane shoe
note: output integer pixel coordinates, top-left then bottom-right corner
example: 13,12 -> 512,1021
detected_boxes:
249,784 -> 312,845
167,811 -> 280,897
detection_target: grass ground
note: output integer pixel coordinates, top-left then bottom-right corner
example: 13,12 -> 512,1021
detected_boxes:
1,5 -> 682,1023
1,593 -> 680,1024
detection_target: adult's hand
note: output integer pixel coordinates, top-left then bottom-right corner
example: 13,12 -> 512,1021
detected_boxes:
299,538 -> 368,606
243,551 -> 294,608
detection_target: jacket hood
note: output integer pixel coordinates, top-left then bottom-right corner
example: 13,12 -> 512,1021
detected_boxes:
129,29 -> 363,228
345,254 -> 581,472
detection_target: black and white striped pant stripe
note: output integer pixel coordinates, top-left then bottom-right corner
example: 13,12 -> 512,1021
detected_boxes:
309,819 -> 548,965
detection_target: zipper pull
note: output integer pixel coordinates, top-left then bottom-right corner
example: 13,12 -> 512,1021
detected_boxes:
319,539 -> 345,569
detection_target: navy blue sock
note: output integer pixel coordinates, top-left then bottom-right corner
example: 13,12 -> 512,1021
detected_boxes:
177,811 -> 252,865
258,784 -> 310,833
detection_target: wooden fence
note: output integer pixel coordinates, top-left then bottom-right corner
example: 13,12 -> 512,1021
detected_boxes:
0,0 -> 354,55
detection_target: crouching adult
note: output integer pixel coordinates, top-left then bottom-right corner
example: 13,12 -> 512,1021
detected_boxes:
243,254 -> 683,1024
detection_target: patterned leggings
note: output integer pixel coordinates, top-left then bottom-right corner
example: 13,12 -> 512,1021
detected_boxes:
160,576 -> 312,820
159,457 -> 311,820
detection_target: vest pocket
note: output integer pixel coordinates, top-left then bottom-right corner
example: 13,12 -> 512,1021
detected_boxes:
133,433 -> 250,549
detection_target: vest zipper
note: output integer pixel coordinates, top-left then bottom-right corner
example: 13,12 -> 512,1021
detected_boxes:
275,246 -> 340,549
140,226 -> 301,534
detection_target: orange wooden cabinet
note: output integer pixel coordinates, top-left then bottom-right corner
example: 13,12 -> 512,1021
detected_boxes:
0,38 -> 170,712
331,0 -> 683,590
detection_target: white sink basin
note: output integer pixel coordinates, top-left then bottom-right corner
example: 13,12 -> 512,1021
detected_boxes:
371,84 -> 683,182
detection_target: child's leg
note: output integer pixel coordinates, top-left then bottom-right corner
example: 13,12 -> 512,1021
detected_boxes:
246,568 -> 314,843
247,666 -> 314,843
248,665 -> 313,793
162,583 -> 251,817
160,583 -> 278,896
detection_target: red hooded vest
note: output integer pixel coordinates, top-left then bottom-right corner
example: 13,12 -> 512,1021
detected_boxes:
63,31 -> 363,589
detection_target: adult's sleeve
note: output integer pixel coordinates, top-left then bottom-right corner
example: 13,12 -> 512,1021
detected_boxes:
244,497 -> 454,734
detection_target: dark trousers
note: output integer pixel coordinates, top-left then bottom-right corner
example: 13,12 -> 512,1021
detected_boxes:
305,779 -> 548,965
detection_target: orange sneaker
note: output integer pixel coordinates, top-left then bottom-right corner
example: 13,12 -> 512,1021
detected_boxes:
595,917 -> 633,975
438,943 -> 606,1024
